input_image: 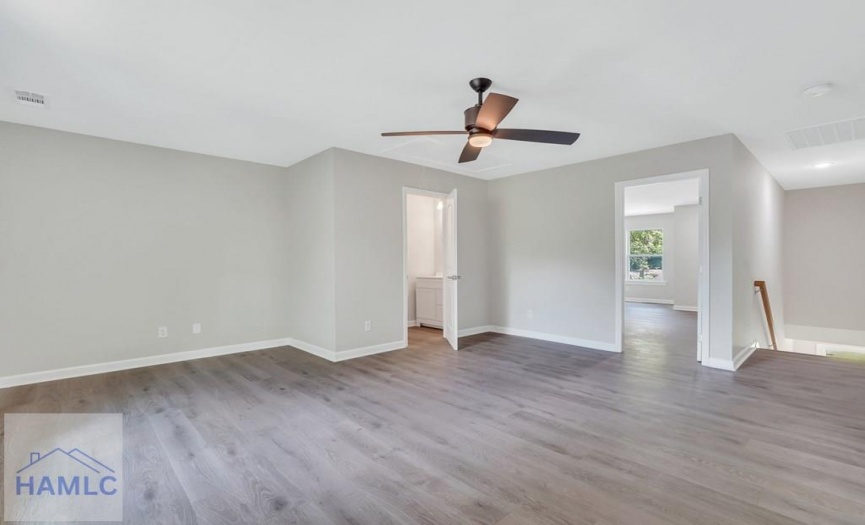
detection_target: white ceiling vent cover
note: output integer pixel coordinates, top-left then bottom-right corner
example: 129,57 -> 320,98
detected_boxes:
14,90 -> 49,108
786,116 -> 865,149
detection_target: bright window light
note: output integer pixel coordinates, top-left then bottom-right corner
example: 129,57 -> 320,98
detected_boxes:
627,229 -> 664,282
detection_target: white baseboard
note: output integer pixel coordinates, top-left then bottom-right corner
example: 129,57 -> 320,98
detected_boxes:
0,335 -> 413,389
289,338 -> 405,362
407,319 -> 419,328
475,326 -> 616,353
3,317 -> 713,388
786,324 -> 865,348
816,342 -> 865,355
286,338 -> 337,361
459,325 -> 495,337
0,337 -> 294,389
625,298 -> 674,305
733,341 -> 759,370
783,338 -> 865,356
703,357 -> 735,371
332,340 -> 406,362
673,305 -> 698,312
456,325 -> 615,353
704,340 -> 758,372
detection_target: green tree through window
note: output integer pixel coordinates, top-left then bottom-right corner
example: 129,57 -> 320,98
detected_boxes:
629,229 -> 664,281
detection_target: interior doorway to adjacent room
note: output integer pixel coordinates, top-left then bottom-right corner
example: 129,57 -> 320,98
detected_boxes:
403,188 -> 459,350
615,170 -> 709,362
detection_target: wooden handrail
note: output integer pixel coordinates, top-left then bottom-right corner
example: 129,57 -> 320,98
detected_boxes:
754,280 -> 777,350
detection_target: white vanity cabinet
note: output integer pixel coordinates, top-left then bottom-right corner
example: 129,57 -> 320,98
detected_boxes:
416,277 -> 443,328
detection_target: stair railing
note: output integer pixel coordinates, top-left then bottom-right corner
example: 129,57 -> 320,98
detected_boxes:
754,280 -> 777,350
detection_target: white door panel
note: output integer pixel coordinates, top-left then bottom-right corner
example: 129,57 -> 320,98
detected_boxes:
443,189 -> 458,350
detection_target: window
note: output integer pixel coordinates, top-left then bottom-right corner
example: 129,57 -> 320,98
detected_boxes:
628,229 -> 664,281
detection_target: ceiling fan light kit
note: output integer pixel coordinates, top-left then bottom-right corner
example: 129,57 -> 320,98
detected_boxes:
382,77 -> 580,163
468,132 -> 493,148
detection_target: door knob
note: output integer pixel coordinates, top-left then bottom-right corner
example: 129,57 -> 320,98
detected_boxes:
448,275 -> 462,280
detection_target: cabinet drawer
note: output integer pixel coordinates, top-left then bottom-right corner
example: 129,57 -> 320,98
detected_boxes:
416,288 -> 437,320
416,277 -> 443,290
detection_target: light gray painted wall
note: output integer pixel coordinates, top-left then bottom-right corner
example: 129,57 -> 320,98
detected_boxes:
332,149 -> 489,353
624,213 -> 675,303
784,183 -> 865,347
1,121 -> 788,376
731,137 -> 785,353
673,205 -> 699,309
406,194 -> 438,322
282,150 -> 336,351
488,135 -> 736,362
0,122 -> 292,377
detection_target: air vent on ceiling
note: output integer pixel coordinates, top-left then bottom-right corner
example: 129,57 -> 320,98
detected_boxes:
14,90 -> 49,108
786,116 -> 865,149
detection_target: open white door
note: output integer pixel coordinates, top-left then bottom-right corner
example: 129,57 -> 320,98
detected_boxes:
442,189 -> 459,350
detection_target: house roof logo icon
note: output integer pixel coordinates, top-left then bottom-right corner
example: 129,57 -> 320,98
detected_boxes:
17,448 -> 116,475
4,413 -> 124,522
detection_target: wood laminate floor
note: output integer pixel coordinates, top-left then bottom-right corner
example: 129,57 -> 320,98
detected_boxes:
3,303 -> 865,524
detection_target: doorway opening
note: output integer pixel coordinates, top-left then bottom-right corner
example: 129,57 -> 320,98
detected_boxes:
403,188 -> 459,350
614,170 -> 710,363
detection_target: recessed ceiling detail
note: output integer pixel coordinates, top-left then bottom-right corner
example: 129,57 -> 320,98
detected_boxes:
785,117 -> 865,150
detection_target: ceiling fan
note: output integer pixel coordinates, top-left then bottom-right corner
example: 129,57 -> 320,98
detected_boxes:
381,77 -> 580,163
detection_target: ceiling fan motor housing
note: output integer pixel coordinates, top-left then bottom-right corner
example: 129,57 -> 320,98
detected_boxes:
464,106 -> 482,132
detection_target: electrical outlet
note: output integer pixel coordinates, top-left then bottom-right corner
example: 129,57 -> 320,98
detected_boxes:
158,326 -> 168,338
364,320 -> 372,332
192,323 -> 202,334
527,309 -> 534,319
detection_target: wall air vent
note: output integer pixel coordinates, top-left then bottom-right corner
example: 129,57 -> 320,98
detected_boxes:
785,116 -> 865,149
14,90 -> 49,108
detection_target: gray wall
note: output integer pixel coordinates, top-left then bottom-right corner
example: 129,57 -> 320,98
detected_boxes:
1,120 -> 790,378
0,122 -> 292,377
282,150 -> 336,351
624,213 -> 676,304
488,135 -> 737,363
673,205 -> 700,310
731,137 -> 785,354
331,149 -> 489,353
784,183 -> 865,347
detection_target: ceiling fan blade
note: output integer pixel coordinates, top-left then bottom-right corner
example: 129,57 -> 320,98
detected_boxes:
458,142 -> 482,163
475,93 -> 519,130
493,128 -> 580,145
381,131 -> 465,137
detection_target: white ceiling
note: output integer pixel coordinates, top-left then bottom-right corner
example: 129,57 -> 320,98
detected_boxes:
625,179 -> 700,217
2,1 -> 865,189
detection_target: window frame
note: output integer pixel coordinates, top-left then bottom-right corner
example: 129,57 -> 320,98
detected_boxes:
626,227 -> 666,284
